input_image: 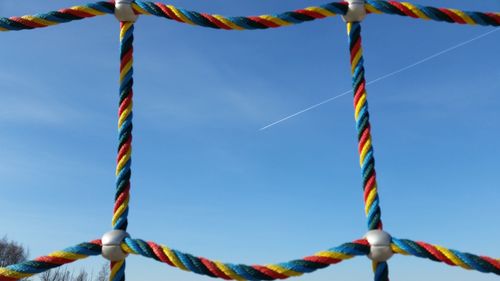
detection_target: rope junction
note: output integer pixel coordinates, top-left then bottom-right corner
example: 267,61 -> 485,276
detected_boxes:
0,1 -> 499,281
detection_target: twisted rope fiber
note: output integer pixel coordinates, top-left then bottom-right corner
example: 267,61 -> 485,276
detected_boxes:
391,238 -> 500,275
0,240 -> 102,281
0,2 -> 114,31
1,1 -> 498,32
133,1 -> 499,28
0,1 -> 348,32
110,21 -> 135,281
131,1 -> 347,30
1,237 -> 498,281
1,1 -> 499,281
365,1 -> 500,26
347,22 -> 388,281
120,237 -> 369,280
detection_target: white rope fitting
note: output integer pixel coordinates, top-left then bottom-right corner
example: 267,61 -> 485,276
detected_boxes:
342,0 -> 367,22
364,230 -> 394,262
115,0 -> 138,22
101,230 -> 130,261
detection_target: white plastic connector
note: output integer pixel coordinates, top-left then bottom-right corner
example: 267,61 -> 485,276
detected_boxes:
115,0 -> 138,22
364,230 -> 394,262
101,230 -> 130,261
342,0 -> 367,22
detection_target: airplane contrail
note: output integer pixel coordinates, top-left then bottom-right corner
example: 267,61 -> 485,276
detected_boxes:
259,28 -> 499,131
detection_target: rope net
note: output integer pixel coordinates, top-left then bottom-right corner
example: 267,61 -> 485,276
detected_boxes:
0,1 -> 498,281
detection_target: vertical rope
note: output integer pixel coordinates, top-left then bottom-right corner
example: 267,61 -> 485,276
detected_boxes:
110,21 -> 135,281
346,22 -> 389,281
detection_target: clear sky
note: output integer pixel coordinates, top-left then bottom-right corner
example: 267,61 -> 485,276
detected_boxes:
1,1 -> 499,281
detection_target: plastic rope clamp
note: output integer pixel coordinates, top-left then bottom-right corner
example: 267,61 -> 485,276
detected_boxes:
101,230 -> 130,261
115,0 -> 138,22
364,230 -> 394,262
342,0 -> 366,22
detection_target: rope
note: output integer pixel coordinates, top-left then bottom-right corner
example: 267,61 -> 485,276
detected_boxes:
132,1 -> 499,28
0,2 -> 114,31
346,21 -> 384,235
346,21 -> 388,281
1,1 -> 498,32
121,237 -> 369,280
110,21 -> 135,281
365,1 -> 500,26
130,2 -> 347,30
391,238 -> 500,275
1,1 -> 499,281
113,21 -> 134,234
0,240 -> 102,281
2,237 -> 498,281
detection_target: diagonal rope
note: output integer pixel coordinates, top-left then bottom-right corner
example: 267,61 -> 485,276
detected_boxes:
365,1 -> 500,26
347,21 -> 388,281
0,240 -> 102,281
0,2 -> 114,31
391,238 -> 500,274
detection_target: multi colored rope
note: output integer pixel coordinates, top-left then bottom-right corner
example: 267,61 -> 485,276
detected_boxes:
2,237 -> 498,281
131,1 -> 348,30
346,21 -> 383,235
1,1 -> 498,32
111,21 -> 135,281
391,238 -> 500,275
365,0 -> 500,26
0,240 -> 102,281
121,237 -> 369,280
113,21 -> 134,233
346,21 -> 387,281
132,1 -> 500,28
1,1 -> 499,281
0,2 -> 113,31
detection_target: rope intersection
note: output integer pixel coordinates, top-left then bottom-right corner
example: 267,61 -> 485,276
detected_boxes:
0,1 -> 498,281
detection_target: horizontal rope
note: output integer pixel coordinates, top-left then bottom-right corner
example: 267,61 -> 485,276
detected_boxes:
0,1 -> 348,32
0,240 -> 102,281
0,2 -> 114,31
391,238 -> 500,275
134,1 -> 499,28
121,237 -> 369,280
131,2 -> 347,30
365,1 -> 500,26
1,1 -> 498,32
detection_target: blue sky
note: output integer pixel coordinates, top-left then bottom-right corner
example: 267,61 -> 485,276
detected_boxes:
1,1 -> 499,281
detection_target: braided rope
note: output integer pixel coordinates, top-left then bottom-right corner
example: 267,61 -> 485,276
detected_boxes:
1,1 -> 498,32
113,21 -> 134,233
346,22 -> 388,281
121,237 -> 369,280
130,1 -> 500,28
0,2 -> 114,31
130,2 -> 347,30
365,0 -> 500,26
110,21 -> 135,281
0,240 -> 102,281
347,21 -> 383,235
391,238 -> 500,275
1,2 -> 499,281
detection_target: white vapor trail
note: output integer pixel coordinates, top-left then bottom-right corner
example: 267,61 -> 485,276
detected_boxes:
259,28 -> 499,131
